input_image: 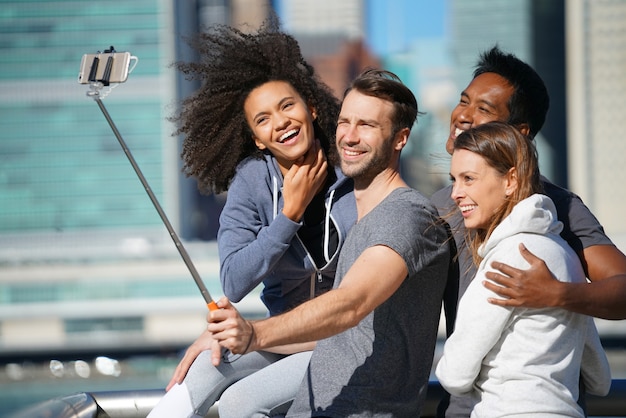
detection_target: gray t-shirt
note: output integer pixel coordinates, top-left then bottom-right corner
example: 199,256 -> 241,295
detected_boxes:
287,187 -> 451,418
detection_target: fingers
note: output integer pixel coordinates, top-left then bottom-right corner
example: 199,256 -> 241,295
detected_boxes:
208,297 -> 236,323
207,297 -> 247,353
219,319 -> 254,355
166,363 -> 185,391
292,139 -> 322,166
486,295 -> 519,308
165,326 -> 219,390
207,310 -> 255,354
280,142 -> 328,221
304,139 -> 323,164
292,140 -> 327,175
483,279 -> 513,299
485,269 -> 514,286
483,244 -> 559,310
209,321 -> 247,353
483,277 -> 525,308
216,296 -> 233,310
211,338 -> 223,366
518,242 -> 540,265
488,244 -> 533,276
488,259 -> 522,279
483,276 -> 510,297
166,348 -> 196,390
165,376 -> 178,392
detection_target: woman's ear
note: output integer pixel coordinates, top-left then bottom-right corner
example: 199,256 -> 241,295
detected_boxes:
309,105 -> 317,121
253,136 -> 266,150
505,167 -> 518,197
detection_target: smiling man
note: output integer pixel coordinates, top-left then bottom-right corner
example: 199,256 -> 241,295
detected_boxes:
431,45 -> 626,417
207,69 -> 451,417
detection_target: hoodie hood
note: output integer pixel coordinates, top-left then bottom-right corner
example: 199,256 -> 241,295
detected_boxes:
479,194 -> 563,258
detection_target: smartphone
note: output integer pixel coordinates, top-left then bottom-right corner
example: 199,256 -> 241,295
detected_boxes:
78,51 -> 131,84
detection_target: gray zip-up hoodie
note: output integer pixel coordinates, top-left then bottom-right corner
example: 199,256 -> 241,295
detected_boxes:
217,153 -> 357,316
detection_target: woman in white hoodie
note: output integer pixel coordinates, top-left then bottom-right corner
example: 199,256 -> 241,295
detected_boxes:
435,121 -> 611,417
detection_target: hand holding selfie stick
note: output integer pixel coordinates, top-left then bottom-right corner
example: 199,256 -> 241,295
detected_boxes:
84,50 -> 218,311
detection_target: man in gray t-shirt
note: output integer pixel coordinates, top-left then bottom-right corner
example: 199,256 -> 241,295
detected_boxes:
207,69 -> 451,417
288,188 -> 448,417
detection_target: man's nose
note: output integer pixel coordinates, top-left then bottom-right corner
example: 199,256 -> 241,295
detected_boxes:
339,125 -> 358,144
456,106 -> 473,124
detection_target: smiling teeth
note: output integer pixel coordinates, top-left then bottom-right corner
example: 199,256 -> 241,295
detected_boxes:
279,129 -> 298,143
344,149 -> 360,156
455,128 -> 464,137
459,205 -> 476,212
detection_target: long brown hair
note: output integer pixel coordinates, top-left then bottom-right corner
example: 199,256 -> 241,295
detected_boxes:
453,121 -> 542,264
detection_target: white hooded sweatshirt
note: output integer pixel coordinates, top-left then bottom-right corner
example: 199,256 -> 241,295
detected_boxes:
436,194 -> 611,417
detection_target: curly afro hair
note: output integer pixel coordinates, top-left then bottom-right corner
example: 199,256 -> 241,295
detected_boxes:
172,17 -> 341,194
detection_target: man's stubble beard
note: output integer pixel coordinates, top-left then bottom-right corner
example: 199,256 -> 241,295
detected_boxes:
339,135 -> 395,184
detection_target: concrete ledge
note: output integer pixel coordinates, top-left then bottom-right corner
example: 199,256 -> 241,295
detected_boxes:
9,380 -> 626,417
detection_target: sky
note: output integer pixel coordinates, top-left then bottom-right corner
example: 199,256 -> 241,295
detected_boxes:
367,0 -> 447,56
273,0 -> 447,57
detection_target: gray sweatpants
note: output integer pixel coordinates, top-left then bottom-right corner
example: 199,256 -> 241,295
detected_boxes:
148,349 -> 312,418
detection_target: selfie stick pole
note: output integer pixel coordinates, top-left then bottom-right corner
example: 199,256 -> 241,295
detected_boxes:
86,83 -> 218,311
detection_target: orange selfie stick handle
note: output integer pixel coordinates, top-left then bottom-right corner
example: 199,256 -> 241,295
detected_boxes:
207,300 -> 219,311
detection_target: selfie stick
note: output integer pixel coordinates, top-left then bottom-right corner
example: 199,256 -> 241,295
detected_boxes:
85,77 -> 218,311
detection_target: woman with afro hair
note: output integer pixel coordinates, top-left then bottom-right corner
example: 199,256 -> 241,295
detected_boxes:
147,18 -> 356,418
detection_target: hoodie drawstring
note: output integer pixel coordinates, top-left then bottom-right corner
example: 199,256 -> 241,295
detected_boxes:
272,175 -> 279,220
311,189 -> 335,299
275,172 -> 336,300
324,189 -> 335,263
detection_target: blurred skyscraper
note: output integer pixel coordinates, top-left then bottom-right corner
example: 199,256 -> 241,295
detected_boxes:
0,0 -> 186,355
0,1 -> 193,234
566,0 -> 626,243
449,0 -> 567,190
0,0 -> 269,357
448,0 -> 626,244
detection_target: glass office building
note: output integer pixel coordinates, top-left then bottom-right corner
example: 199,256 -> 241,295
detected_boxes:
1,0 -> 172,234
0,0 -> 267,357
